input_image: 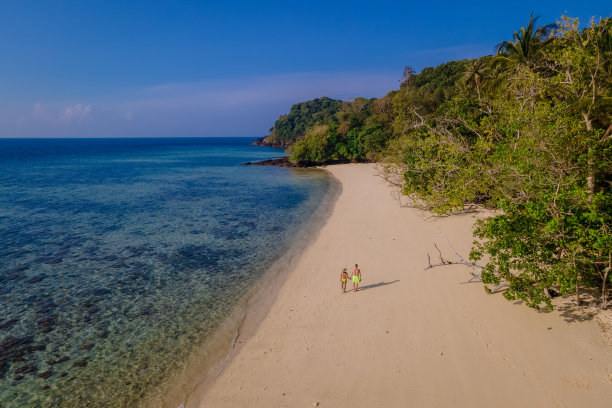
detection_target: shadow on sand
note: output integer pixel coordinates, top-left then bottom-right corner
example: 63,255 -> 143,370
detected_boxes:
552,302 -> 597,323
357,280 -> 400,291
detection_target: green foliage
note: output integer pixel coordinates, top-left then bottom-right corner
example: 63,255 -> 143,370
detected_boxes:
495,12 -> 556,65
392,15 -> 611,309
272,16 -> 611,310
267,97 -> 343,145
392,59 -> 470,135
409,59 -> 470,96
289,125 -> 336,164
361,124 -> 390,158
272,59 -> 471,164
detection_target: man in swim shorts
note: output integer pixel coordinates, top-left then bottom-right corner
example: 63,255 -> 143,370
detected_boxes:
351,264 -> 361,292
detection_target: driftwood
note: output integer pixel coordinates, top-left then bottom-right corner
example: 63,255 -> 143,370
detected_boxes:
425,230 -> 509,294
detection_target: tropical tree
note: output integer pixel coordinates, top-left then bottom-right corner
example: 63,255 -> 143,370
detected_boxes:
494,13 -> 556,67
464,58 -> 488,102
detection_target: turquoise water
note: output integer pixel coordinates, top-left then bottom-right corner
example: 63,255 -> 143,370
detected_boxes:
0,138 -> 331,407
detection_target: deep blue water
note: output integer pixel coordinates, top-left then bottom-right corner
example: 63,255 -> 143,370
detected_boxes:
0,138 -> 331,407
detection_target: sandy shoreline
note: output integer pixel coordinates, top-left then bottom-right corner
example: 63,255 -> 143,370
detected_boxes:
187,163 -> 612,407
148,169 -> 341,408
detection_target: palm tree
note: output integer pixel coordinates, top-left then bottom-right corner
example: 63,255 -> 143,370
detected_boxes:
464,58 -> 488,101
495,13 -> 556,67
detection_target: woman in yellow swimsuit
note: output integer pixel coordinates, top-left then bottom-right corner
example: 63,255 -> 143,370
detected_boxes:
340,268 -> 349,293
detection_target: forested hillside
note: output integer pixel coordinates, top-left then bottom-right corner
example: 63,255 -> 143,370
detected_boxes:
253,97 -> 343,147
264,14 -> 612,310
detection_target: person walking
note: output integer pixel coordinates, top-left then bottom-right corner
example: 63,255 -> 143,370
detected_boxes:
351,264 -> 361,292
340,268 -> 349,293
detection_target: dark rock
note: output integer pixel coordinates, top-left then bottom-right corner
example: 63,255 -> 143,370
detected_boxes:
0,319 -> 19,330
14,375 -> 24,382
37,317 -> 56,327
6,273 -> 24,281
1,337 -> 27,350
130,261 -> 146,269
47,356 -> 70,365
62,239 -> 81,249
251,137 -> 291,148
36,302 -> 57,315
25,275 -> 47,284
0,337 -> 33,363
26,344 -> 47,353
72,359 -> 88,367
41,327 -> 53,333
125,246 -> 144,256
90,288 -> 111,297
243,155 -> 366,167
81,343 -> 94,351
14,364 -> 37,375
38,371 -> 52,379
241,156 -> 301,168
42,385 -> 50,390
60,372 -> 68,377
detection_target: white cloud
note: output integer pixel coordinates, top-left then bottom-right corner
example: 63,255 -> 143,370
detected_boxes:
4,70 -> 400,137
33,102 -> 51,120
33,102 -> 44,115
30,102 -> 94,123
60,104 -> 93,121
138,71 -> 400,107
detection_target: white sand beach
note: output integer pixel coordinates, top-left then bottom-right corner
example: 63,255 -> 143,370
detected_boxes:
188,163 -> 612,408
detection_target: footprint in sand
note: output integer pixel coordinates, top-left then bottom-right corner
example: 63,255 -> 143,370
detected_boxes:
562,376 -> 593,390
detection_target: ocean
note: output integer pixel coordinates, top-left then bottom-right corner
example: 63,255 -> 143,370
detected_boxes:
0,138 -> 332,407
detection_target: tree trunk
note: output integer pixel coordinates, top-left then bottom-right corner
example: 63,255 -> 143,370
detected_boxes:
544,288 -> 552,299
583,111 -> 595,194
582,112 -> 592,131
603,270 -> 609,306
574,255 -> 581,306
603,251 -> 611,306
576,275 -> 581,306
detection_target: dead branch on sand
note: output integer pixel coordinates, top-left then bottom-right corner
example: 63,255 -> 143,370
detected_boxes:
425,231 -> 509,294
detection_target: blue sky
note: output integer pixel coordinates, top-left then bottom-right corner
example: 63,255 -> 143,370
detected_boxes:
0,1 -> 609,138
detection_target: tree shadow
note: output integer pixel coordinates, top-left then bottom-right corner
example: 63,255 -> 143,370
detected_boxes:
357,280 -> 400,291
553,302 -> 597,323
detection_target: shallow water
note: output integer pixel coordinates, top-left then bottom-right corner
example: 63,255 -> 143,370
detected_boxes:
0,138 -> 331,407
